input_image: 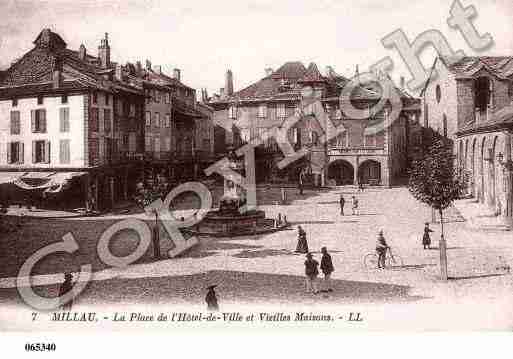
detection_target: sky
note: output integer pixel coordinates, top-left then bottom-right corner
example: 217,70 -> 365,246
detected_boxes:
1,0 -> 513,96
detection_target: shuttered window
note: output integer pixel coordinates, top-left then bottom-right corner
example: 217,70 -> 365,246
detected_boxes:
104,109 -> 112,133
10,111 -> 20,135
7,142 -> 24,164
59,108 -> 70,132
145,111 -> 151,126
59,139 -> 70,164
32,140 -> 50,163
31,109 -> 46,133
89,138 -> 99,165
90,108 -> 99,132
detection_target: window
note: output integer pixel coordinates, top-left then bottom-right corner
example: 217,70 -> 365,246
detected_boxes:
309,131 -> 319,146
277,103 -> 286,118
37,96 -> 43,105
59,139 -> 70,164
90,108 -> 99,132
145,135 -> 152,151
105,94 -> 110,106
155,90 -> 160,103
7,142 -> 23,164
228,106 -> 237,119
364,134 -> 376,147
165,92 -> 170,104
129,133 -> 136,153
435,85 -> 441,103
89,138 -> 99,165
117,99 -> 123,115
443,114 -> 448,137
61,95 -> 68,104
10,111 -> 20,135
154,137 -> 161,153
104,109 -> 111,133
145,111 -> 151,126
154,112 -> 160,127
123,134 -> 129,149
12,98 -> 18,107
257,104 -> 267,118
31,109 -> 47,133
165,137 -> 171,151
165,114 -> 171,127
92,92 -> 98,104
59,108 -> 70,132
32,140 -> 50,163
203,139 -> 210,151
129,104 -> 136,117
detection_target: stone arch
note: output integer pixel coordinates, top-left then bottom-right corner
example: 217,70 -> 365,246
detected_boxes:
480,136 -> 487,203
327,159 -> 354,185
471,137 -> 477,196
358,159 -> 381,185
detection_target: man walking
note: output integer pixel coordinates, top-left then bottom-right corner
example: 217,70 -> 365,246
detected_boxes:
320,247 -> 334,292
304,253 -> 319,294
205,285 -> 219,311
351,195 -> 359,215
339,194 -> 345,215
58,272 -> 74,311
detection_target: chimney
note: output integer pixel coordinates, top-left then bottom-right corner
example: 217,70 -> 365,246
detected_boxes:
220,88 -> 225,98
115,64 -> 123,81
153,65 -> 162,74
79,44 -> 87,61
173,68 -> 181,81
98,32 -> 110,68
136,61 -> 142,75
145,59 -> 152,71
326,66 -> 334,78
400,76 -> 405,89
225,69 -> 234,96
355,65 -> 360,84
265,67 -> 273,77
52,58 -> 62,89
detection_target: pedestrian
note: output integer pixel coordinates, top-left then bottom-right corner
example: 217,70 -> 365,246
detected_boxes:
58,272 -> 74,311
423,222 -> 434,250
304,253 -> 319,294
320,247 -> 334,292
375,230 -> 389,269
205,285 -> 219,311
295,225 -> 309,254
358,182 -> 365,192
339,194 -> 345,215
351,195 -> 359,215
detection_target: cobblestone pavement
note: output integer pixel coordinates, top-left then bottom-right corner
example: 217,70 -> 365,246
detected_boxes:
1,186 -> 512,311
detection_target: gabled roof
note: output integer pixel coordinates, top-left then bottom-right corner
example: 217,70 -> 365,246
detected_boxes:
0,29 -> 144,98
298,62 -> 326,83
439,56 -> 513,79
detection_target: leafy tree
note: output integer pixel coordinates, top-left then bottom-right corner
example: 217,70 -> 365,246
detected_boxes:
408,139 -> 467,241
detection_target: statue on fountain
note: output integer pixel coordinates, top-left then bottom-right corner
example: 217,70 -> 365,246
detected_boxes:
218,150 -> 246,214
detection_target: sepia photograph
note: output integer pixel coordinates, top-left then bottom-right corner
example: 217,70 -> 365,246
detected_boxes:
0,1 -> 513,353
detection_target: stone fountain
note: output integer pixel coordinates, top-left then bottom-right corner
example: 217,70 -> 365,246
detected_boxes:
187,152 -> 289,237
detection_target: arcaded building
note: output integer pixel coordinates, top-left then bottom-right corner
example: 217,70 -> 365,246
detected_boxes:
209,62 -> 420,187
422,56 -> 513,227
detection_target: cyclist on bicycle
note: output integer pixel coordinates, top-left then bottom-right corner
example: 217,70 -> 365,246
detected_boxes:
375,230 -> 389,269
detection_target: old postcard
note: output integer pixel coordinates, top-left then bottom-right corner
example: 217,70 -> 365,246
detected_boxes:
1,0 -> 513,354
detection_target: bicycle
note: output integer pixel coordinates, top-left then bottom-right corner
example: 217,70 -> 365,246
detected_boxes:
363,247 -> 403,270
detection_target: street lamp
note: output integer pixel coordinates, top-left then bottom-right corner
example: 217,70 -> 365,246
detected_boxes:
496,152 -> 513,230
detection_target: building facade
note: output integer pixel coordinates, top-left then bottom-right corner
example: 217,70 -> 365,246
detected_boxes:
209,62 -> 420,187
0,29 -> 145,211
422,56 -> 513,227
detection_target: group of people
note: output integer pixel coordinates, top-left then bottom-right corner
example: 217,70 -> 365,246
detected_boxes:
295,226 -> 334,294
339,194 -> 359,216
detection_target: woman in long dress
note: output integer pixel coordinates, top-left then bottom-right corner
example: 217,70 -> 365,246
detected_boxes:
295,226 -> 309,253
423,222 -> 434,249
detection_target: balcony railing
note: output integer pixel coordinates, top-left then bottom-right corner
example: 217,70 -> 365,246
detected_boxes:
328,147 -> 386,155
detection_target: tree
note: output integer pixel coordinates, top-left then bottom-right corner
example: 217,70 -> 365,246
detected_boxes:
408,139 -> 467,280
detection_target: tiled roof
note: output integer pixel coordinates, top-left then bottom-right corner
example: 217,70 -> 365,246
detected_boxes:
458,105 -> 513,134
298,62 -> 326,83
0,29 -> 144,98
440,56 -> 513,79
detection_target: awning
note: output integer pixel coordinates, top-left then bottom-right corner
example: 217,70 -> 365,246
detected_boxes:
12,172 -> 86,193
0,172 -> 23,185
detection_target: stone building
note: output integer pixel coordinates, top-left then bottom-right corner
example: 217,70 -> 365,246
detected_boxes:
123,62 -> 215,182
0,29 -> 145,211
209,62 -> 420,187
422,56 -> 513,227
